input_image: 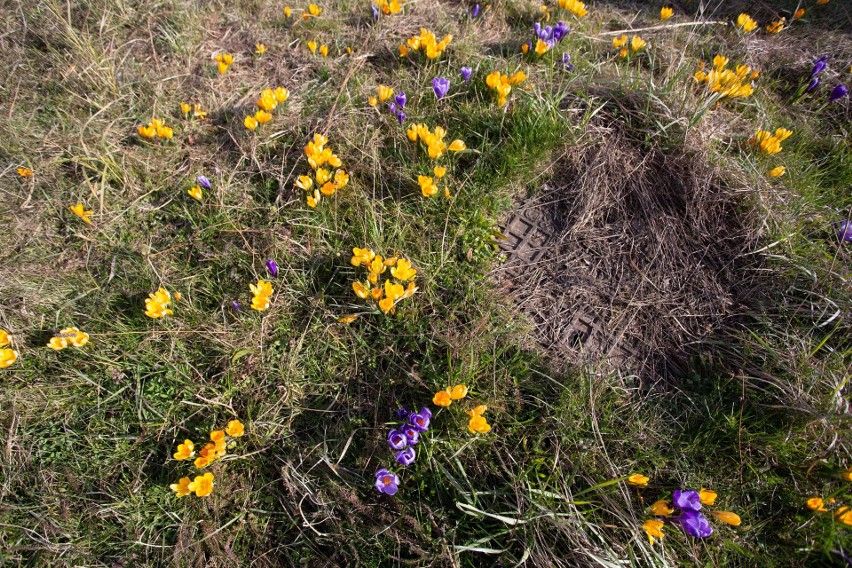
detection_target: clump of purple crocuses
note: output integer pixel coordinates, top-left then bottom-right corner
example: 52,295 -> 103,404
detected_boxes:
525,21 -> 570,55
798,55 -> 849,104
385,91 -> 407,124
374,406 -> 432,495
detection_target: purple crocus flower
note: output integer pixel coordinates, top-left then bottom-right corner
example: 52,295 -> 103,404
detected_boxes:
395,407 -> 409,419
395,446 -> 416,466
409,411 -> 430,432
810,55 -> 828,78
396,111 -> 406,125
231,300 -> 242,312
672,490 -> 702,512
432,77 -> 450,99
401,424 -> 420,445
470,3 -> 480,18
387,102 -> 397,115
388,429 -> 408,450
553,21 -> 570,41
197,175 -> 212,190
371,5 -> 379,20
419,406 -> 432,420
266,259 -> 279,277
460,66 -> 472,82
374,468 -> 400,495
806,77 -> 820,93
829,84 -> 848,103
394,92 -> 407,109
561,53 -> 574,71
678,511 -> 713,538
837,220 -> 852,243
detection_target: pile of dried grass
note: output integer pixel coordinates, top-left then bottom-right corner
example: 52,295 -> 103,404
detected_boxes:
497,130 -> 763,381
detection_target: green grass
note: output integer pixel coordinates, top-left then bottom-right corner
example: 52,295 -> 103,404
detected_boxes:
1,0 -> 851,566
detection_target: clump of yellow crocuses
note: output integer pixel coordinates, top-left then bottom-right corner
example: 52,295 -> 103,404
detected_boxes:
348,248 -> 417,316
485,70 -> 526,107
244,86 -> 290,132
294,133 -> 350,208
398,28 -> 452,60
406,123 -> 466,198
170,419 -> 245,498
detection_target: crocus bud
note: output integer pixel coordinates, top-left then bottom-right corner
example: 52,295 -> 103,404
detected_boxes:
829,84 -> 848,103
266,259 -> 279,277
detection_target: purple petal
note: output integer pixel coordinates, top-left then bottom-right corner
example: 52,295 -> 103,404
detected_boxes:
836,220 -> 852,243
197,175 -> 212,190
394,92 -> 407,108
396,111 -> 406,125
460,66 -> 472,82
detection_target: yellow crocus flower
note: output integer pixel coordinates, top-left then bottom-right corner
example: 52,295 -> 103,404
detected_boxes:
711,511 -> 741,526
70,203 -> 94,224
254,110 -> 272,124
137,124 -> 156,139
188,186 -> 203,201
225,420 -> 245,437
559,0 -> 588,18
768,166 -> 786,177
180,102 -> 192,115
17,167 -> 33,177
449,384 -> 468,400
699,488 -> 717,505
274,87 -> 289,103
433,389 -> 452,406
649,500 -> 673,515
642,519 -> 665,544
319,45 -> 329,57
660,7 -> 673,20
295,175 -> 313,191
257,89 -> 278,112
627,473 -> 649,487
418,175 -> 437,197
736,13 -> 757,32
391,258 -> 417,280
377,85 -> 394,102
255,43 -> 267,55
250,279 -> 273,311
448,139 -> 466,152
283,6 -> 292,17
173,440 -> 195,460
0,329 -> 9,347
244,115 -> 258,130
0,348 -> 19,368
188,472 -> 214,497
170,477 -> 192,497
307,40 -> 317,54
